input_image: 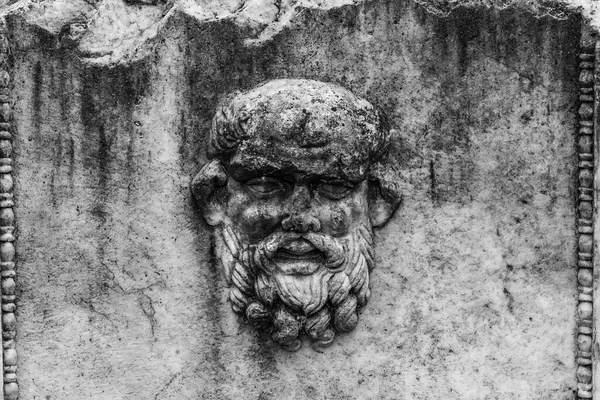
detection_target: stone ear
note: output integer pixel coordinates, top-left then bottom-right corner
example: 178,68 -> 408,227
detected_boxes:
191,160 -> 228,226
368,172 -> 402,228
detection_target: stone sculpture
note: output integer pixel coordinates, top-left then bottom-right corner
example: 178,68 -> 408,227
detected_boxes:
191,79 -> 401,351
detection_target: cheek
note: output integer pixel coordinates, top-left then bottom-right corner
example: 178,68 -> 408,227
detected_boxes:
329,208 -> 350,236
227,192 -> 284,242
325,194 -> 369,236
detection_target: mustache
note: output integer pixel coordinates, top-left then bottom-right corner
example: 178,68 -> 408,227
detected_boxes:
251,230 -> 346,273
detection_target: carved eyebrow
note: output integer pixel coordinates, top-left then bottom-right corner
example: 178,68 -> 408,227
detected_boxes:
307,174 -> 364,185
228,161 -> 284,181
316,176 -> 356,184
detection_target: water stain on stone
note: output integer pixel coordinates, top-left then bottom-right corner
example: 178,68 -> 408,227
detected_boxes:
429,159 -> 437,206
50,56 -> 75,207
452,7 -> 483,75
192,233 -> 226,394
246,329 -> 279,382
180,16 -> 247,175
79,63 -> 151,307
32,60 -> 42,142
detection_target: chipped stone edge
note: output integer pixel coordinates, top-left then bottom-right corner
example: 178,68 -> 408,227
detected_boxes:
0,17 -> 16,400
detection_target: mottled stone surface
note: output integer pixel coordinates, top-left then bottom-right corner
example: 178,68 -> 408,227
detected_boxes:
2,0 -> 583,398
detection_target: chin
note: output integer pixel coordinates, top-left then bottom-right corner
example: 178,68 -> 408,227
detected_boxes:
273,256 -> 325,276
271,267 -> 332,315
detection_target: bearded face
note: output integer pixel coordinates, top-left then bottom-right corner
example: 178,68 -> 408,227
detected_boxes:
196,164 -> 382,351
191,79 -> 401,351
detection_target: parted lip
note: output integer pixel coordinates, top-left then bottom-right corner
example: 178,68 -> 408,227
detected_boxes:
276,238 -> 321,259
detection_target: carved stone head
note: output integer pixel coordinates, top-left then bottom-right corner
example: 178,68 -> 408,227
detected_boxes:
192,79 -> 401,351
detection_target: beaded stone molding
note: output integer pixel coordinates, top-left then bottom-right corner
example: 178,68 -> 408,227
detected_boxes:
576,44 -> 595,399
0,19 -> 16,400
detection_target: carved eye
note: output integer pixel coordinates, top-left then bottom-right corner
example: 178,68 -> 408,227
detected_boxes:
314,180 -> 355,200
245,176 -> 287,195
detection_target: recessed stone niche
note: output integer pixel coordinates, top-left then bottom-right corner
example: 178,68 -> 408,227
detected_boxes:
0,0 -> 597,399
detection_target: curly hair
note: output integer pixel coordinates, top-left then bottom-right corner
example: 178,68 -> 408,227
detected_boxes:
215,220 -> 374,351
208,79 -> 391,166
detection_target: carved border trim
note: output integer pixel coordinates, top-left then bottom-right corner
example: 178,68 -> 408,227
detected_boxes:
0,19 -> 17,400
577,44 -> 595,399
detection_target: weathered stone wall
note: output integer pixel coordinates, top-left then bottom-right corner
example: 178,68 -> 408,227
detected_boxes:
3,0 -> 582,398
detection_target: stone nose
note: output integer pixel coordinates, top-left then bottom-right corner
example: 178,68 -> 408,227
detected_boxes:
281,185 -> 321,233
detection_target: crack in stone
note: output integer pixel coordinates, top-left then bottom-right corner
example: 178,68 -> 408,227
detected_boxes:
138,290 -> 158,340
274,0 -> 283,22
503,287 -> 514,314
76,259 -> 165,341
153,372 -> 181,400
232,0 -> 247,14
76,296 -> 121,337
503,263 -> 515,314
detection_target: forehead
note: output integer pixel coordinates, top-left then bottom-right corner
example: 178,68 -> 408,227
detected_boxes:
225,80 -> 381,181
229,140 -> 369,182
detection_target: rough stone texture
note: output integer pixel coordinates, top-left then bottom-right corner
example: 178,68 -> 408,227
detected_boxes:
1,0 -> 583,398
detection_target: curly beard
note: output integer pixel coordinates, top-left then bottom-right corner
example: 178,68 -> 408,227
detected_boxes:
213,221 -> 374,351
